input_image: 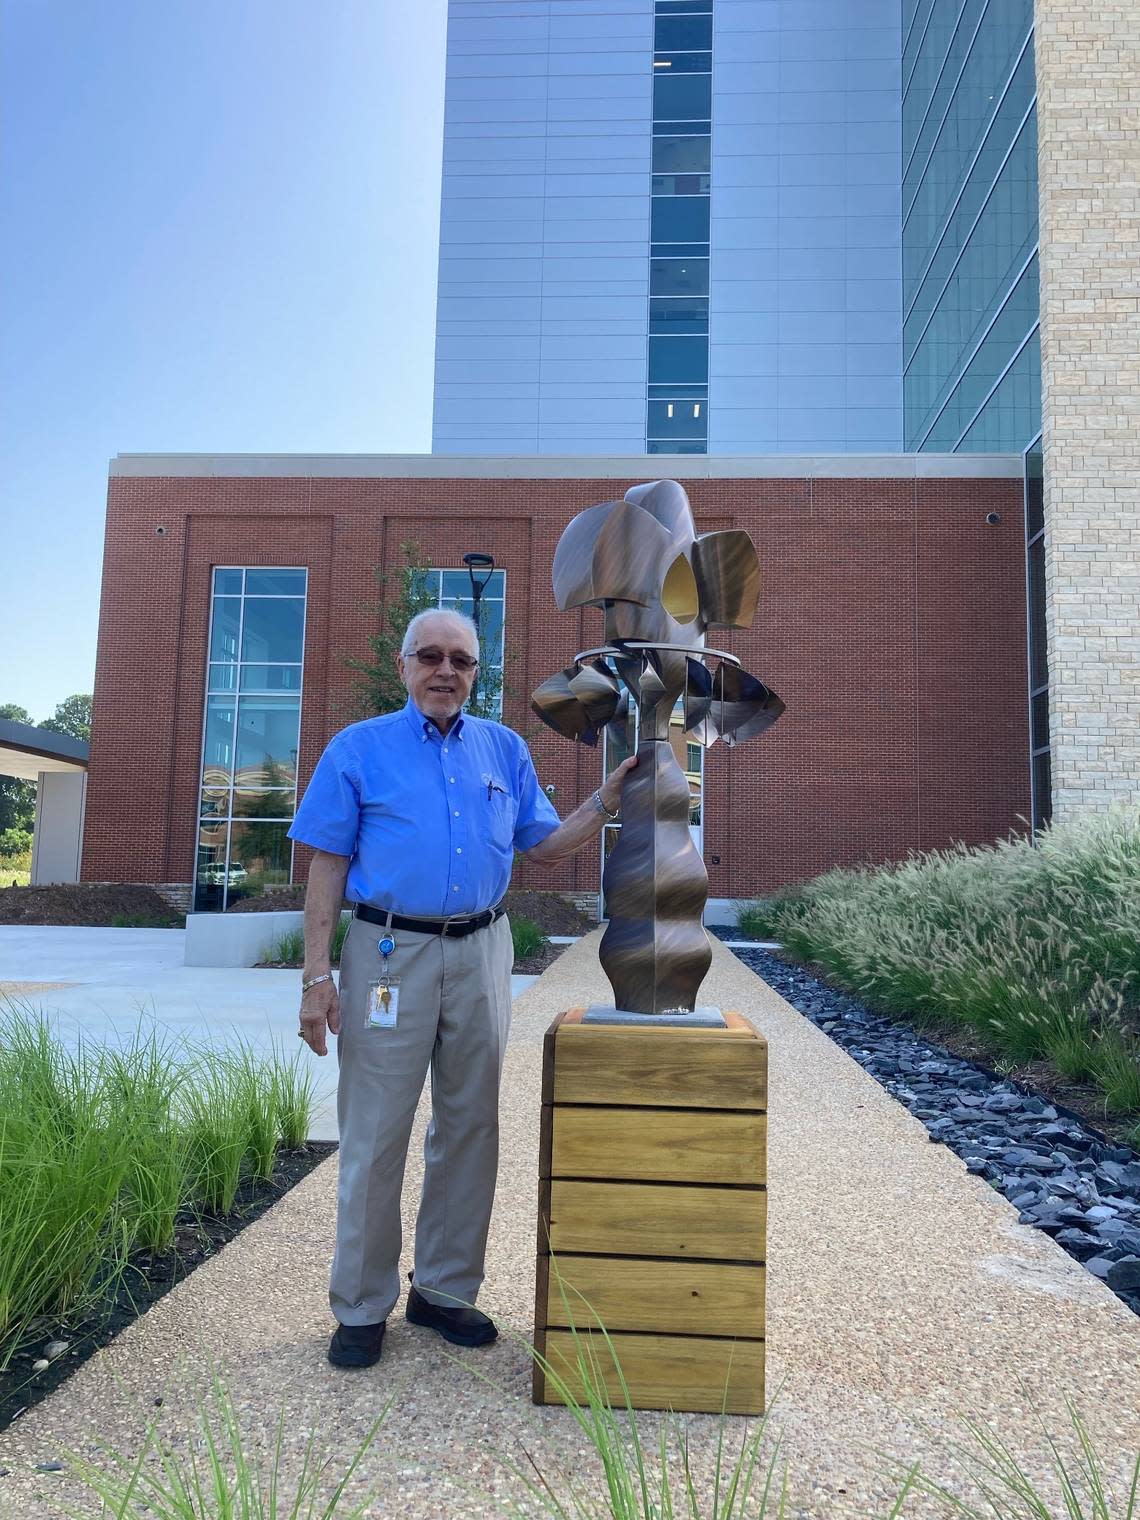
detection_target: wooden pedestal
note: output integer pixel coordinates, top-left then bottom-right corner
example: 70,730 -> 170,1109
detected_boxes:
533,1008 -> 767,1414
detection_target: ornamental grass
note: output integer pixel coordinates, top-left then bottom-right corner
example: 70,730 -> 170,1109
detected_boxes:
736,810 -> 1140,1137
0,1005 -> 318,1367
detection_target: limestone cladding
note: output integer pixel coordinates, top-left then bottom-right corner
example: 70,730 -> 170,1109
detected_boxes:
1035,1 -> 1140,813
82,473 -> 1028,901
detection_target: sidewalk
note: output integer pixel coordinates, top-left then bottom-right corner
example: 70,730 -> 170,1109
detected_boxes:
1,932 -> 1138,1518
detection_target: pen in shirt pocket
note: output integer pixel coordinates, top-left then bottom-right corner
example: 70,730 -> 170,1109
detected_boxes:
483,774 -> 508,801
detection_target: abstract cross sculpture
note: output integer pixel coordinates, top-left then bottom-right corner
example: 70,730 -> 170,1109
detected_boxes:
531,479 -> 785,1015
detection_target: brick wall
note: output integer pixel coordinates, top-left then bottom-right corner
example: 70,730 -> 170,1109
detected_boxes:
83,471 -> 1028,900
1036,2 -> 1140,812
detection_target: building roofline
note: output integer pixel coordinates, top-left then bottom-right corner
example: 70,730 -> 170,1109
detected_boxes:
0,718 -> 89,778
110,451 -> 1024,481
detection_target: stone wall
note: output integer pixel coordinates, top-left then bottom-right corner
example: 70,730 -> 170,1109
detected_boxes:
1035,3 -> 1140,812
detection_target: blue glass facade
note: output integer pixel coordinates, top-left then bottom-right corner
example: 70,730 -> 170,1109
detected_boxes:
902,0 -> 1040,453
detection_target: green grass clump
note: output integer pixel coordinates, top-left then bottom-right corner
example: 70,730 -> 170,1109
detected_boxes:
750,810 -> 1140,1138
263,927 -> 305,964
511,916 -> 548,961
0,1006 -> 324,1367
67,1368 -> 388,1518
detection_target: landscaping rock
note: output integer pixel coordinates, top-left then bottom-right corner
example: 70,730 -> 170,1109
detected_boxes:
729,944 -> 1140,1319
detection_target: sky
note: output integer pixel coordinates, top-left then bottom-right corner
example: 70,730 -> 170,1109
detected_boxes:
0,0 -> 447,721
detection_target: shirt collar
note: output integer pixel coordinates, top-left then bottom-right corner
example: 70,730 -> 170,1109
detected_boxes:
404,698 -> 466,743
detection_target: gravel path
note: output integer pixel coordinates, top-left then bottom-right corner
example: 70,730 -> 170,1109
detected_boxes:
1,934 -> 1139,1519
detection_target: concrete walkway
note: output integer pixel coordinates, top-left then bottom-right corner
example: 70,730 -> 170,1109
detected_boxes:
1,933 -> 1139,1518
0,926 -> 538,1141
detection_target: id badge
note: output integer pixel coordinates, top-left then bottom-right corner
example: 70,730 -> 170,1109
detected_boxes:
366,978 -> 400,1029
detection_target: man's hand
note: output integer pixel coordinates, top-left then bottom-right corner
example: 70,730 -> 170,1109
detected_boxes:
600,754 -> 638,815
299,978 -> 341,1057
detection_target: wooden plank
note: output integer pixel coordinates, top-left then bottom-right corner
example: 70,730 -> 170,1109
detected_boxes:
551,1106 -> 766,1185
545,1256 -> 765,1338
553,1020 -> 767,1110
539,1329 -> 764,1415
548,1180 -> 766,1261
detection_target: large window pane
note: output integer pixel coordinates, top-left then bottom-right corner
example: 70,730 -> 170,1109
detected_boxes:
1032,749 -> 1052,831
651,196 -> 710,245
213,568 -> 243,595
240,663 -> 303,693
1028,533 -> 1048,691
649,337 -> 709,385
209,599 -> 241,663
234,697 -> 300,787
652,136 -> 711,174
1025,445 -> 1043,539
240,597 -> 305,663
655,14 -> 711,49
650,297 -> 709,334
647,399 -> 708,439
208,663 -> 237,692
653,72 -> 711,121
202,697 -> 236,787
225,821 -> 292,906
233,787 -> 296,819
650,257 -> 709,296
244,569 -> 307,596
653,51 -> 711,73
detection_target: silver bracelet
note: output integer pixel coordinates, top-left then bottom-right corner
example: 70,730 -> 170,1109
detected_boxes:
592,788 -> 619,822
301,971 -> 334,993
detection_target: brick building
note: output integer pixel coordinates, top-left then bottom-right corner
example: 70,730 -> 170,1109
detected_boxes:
83,453 -> 1029,918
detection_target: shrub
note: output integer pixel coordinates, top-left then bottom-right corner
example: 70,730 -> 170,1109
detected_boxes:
263,927 -> 305,965
511,916 -> 548,961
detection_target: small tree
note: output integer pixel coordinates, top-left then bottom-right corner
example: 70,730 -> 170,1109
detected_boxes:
344,542 -> 439,720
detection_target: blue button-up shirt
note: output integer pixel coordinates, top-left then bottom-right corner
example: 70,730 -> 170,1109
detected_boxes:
287,700 -> 561,916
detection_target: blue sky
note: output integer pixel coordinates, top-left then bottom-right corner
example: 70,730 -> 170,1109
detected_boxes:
0,0 -> 446,720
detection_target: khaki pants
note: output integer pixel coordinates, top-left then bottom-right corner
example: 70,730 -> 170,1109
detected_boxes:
330,912 -> 513,1327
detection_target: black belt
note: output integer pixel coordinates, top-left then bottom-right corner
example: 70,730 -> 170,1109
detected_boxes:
352,902 -> 506,938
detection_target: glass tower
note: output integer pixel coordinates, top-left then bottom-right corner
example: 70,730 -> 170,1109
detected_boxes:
902,0 -> 1040,453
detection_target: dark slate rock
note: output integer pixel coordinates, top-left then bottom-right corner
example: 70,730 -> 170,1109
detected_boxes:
1107,1258 -> 1140,1293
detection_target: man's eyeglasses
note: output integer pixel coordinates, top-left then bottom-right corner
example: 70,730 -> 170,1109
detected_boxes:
409,647 -> 479,673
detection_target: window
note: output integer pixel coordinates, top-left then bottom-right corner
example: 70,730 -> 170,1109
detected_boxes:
647,399 -> 707,439
649,336 -> 709,386
653,72 -> 712,121
416,567 -> 507,720
653,136 -> 711,175
196,567 -> 307,912
650,297 -> 710,334
650,258 -> 709,296
651,195 -> 710,246
1023,441 -> 1050,832
655,14 -> 712,50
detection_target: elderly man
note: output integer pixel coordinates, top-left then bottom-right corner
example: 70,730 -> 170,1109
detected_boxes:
289,608 -> 634,1369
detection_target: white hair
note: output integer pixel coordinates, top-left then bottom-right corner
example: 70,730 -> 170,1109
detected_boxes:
400,607 -> 480,658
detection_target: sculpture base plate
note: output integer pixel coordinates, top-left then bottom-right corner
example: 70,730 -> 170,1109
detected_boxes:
584,1004 -> 727,1028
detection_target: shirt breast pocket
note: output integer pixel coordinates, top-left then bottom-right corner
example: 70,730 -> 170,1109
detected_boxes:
486,787 -> 517,851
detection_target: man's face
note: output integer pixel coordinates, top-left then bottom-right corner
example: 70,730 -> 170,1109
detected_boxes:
397,614 -> 480,730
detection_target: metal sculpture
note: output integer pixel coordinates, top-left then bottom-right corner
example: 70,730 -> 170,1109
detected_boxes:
532,479 -> 784,1014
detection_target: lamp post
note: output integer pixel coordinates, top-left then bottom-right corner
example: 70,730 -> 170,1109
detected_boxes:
463,551 -> 495,713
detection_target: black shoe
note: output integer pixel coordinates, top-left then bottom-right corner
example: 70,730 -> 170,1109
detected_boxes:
405,1284 -> 497,1347
327,1320 -> 386,1368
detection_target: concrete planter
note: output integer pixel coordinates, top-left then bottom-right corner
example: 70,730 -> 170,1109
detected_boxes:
184,910 -> 304,968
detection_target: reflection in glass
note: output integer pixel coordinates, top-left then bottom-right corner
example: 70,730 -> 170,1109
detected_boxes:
244,569 -> 307,597
1025,446 -> 1043,539
1032,750 -> 1051,831
208,664 -> 237,692
240,598 -> 305,664
240,664 -> 303,693
234,697 -> 300,787
652,135 -> 711,174
651,196 -> 710,245
654,15 -> 712,50
213,568 -> 243,596
209,599 -> 241,663
233,787 -> 296,819
200,787 -> 230,818
653,72 -> 712,121
649,336 -> 709,385
202,698 -> 236,785
226,821 -> 293,905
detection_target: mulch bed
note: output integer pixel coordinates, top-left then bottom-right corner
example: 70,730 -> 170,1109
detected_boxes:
232,887 -> 596,937
0,1141 -> 336,1435
0,883 -> 182,928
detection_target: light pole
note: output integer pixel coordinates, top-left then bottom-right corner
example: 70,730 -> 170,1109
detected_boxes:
463,551 -> 495,713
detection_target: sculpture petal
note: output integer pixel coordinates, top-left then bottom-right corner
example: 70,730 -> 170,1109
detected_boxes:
683,657 -> 714,737
530,669 -> 592,742
552,499 -> 675,611
568,660 -> 622,726
708,664 -> 785,743
623,479 -> 697,551
692,530 -> 761,630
